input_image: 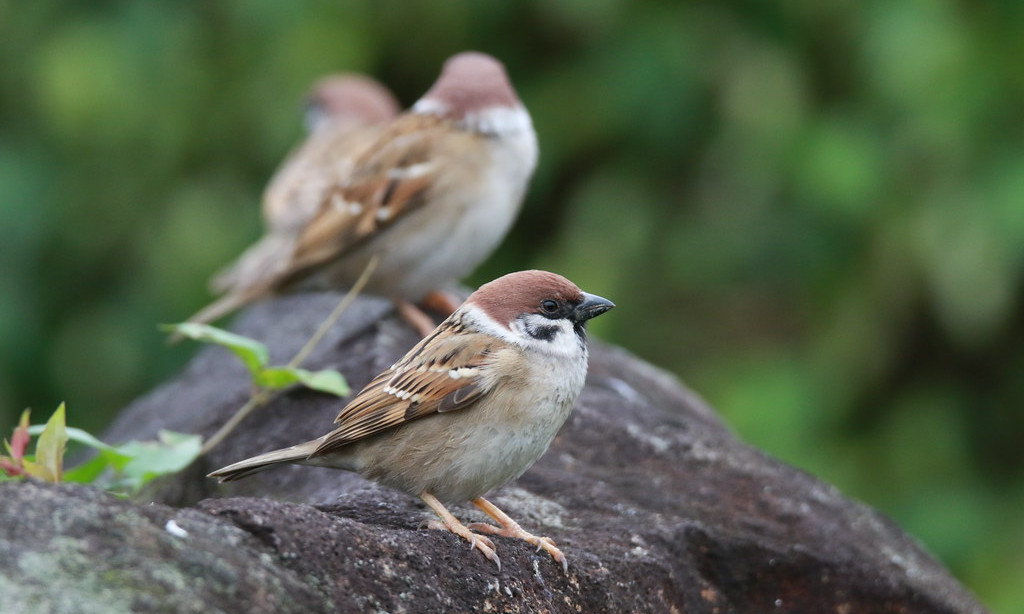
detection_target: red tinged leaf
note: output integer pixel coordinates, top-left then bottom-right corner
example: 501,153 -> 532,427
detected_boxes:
1,457 -> 25,477
1,410 -> 31,478
10,409 -> 31,461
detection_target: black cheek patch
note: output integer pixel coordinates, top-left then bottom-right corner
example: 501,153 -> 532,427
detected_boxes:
526,324 -> 560,342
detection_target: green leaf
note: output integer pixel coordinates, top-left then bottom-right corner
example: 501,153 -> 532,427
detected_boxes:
63,454 -> 112,484
30,403 -> 68,483
253,366 -> 304,390
66,426 -> 122,454
291,368 -> 350,397
27,425 -> 121,455
24,421 -> 200,491
37,423 -> 134,486
20,458 -> 45,480
100,448 -> 135,473
255,366 -> 349,397
62,447 -> 135,487
160,322 -> 269,375
117,430 -> 202,490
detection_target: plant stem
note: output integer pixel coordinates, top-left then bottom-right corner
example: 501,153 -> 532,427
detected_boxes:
287,255 -> 379,369
200,256 -> 379,456
200,389 -> 272,454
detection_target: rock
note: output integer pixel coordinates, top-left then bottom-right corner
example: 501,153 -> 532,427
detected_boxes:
3,293 -> 989,613
0,482 -> 326,614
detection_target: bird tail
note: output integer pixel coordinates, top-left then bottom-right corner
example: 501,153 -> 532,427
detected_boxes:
188,292 -> 252,327
207,440 -> 321,482
209,234 -> 292,295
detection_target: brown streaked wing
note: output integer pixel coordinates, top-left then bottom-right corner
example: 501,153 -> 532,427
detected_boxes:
262,122 -> 385,234
283,114 -> 456,273
311,321 -> 501,456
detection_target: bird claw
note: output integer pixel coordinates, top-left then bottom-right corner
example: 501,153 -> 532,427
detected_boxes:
424,518 -> 499,567
467,532 -> 496,552
467,521 -> 567,573
420,493 -> 564,572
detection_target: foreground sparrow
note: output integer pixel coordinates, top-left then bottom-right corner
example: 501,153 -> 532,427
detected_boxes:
189,52 -> 538,334
209,270 -> 614,570
193,74 -> 401,325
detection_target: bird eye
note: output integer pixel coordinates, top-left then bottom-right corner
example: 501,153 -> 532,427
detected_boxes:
540,299 -> 559,314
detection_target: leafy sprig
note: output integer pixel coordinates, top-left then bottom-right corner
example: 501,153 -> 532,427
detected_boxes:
163,255 -> 377,455
1,403 -> 201,494
159,323 -> 350,397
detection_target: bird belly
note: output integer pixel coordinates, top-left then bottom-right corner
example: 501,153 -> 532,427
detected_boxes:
353,370 -> 580,503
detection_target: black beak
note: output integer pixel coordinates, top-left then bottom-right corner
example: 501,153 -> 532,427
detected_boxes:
573,292 -> 615,323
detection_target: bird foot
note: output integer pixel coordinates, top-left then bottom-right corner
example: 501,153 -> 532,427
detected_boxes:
421,289 -> 463,316
424,519 -> 500,569
396,299 -> 439,337
396,291 -> 463,336
471,498 -> 568,572
425,519 -> 496,549
466,521 -> 567,572
420,493 -> 501,570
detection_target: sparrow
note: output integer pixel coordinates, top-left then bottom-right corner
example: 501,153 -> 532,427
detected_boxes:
191,74 -> 401,325
261,73 -> 402,236
209,270 -> 614,571
187,52 -> 539,335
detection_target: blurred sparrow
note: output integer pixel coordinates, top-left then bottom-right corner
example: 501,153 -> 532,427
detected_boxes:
209,270 -> 614,571
193,75 -> 401,324
188,52 -> 538,335
262,73 -> 401,236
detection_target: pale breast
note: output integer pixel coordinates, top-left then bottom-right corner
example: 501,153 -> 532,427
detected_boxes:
351,347 -> 586,503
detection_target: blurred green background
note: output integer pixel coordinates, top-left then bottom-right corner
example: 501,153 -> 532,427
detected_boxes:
2,0 -> 1022,610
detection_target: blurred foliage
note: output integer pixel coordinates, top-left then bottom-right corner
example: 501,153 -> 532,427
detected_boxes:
1,403 -> 203,494
162,322 -> 349,396
1,0 -> 1022,610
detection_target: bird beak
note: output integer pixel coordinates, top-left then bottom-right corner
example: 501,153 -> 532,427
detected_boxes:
303,102 -> 327,133
573,292 -> 615,322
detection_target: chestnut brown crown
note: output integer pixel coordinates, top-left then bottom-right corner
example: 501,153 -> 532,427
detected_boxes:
304,74 -> 401,130
417,51 -> 522,119
467,270 -> 614,329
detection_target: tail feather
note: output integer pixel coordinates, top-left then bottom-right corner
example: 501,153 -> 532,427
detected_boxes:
208,440 -> 321,482
168,235 -> 293,344
186,292 -> 252,328
210,234 -> 293,294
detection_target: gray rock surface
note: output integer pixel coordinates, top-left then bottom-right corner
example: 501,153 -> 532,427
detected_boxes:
1,293 -> 990,613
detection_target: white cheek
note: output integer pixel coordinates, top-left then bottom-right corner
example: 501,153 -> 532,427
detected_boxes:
511,314 -> 582,358
461,306 -> 584,359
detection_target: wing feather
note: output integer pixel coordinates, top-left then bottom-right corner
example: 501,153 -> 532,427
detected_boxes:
311,319 -> 501,456
283,114 -> 459,274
